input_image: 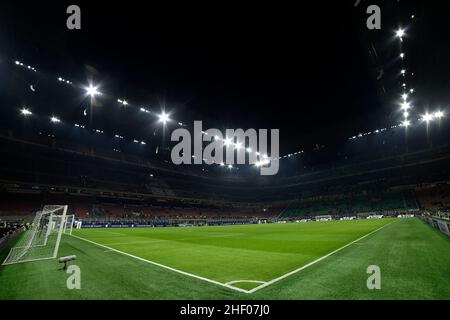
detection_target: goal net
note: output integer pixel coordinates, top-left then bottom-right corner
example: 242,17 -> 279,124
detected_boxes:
2,205 -> 68,265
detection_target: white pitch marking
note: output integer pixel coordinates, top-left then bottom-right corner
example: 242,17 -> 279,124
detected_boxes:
226,280 -> 267,285
70,234 -> 250,294
246,220 -> 397,293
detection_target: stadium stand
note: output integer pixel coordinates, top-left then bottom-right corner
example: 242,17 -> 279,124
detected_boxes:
0,130 -> 449,222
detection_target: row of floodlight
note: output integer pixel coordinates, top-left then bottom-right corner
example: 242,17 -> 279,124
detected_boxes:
15,60 -> 37,72
349,109 -> 445,139
14,59 -> 303,165
20,107 -> 308,168
58,77 -> 73,85
20,107 -> 147,144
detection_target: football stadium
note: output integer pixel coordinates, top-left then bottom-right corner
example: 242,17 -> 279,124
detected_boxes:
0,1 -> 450,306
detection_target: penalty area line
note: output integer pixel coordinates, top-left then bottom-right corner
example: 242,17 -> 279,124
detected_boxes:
69,234 -> 250,294
247,220 -> 398,294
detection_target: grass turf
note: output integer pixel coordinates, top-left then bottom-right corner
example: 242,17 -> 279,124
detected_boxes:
0,218 -> 449,299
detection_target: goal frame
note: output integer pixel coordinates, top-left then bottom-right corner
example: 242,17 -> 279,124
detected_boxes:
1,205 -> 68,266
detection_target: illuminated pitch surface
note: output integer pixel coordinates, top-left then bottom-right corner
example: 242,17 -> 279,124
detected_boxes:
1,218 -> 450,299
72,219 -> 393,291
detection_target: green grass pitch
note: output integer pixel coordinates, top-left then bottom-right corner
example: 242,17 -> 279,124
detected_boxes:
0,218 -> 449,299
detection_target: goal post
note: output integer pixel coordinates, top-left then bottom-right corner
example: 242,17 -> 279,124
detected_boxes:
2,205 -> 68,266
63,214 -> 75,236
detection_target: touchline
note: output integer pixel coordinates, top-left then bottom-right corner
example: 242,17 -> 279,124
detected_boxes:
170,121 -> 280,176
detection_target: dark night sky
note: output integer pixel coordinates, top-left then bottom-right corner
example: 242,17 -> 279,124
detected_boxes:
0,0 -> 449,158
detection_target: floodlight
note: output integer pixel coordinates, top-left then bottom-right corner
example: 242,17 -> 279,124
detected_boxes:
396,29 -> 405,38
246,148 -> 252,153
58,255 -> 77,270
401,120 -> 410,127
410,88 -> 415,93
50,116 -> 61,123
401,102 -> 411,111
421,113 -> 434,123
85,84 -> 100,97
224,138 -> 232,146
228,164 -> 233,169
20,108 -> 32,116
220,162 -> 225,167
401,69 -> 406,75
234,142 -> 242,150
401,93 -> 408,101
400,53 -> 405,59
434,111 -> 444,119
158,112 -> 170,124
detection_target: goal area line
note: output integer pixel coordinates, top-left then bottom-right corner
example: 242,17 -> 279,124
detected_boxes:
69,221 -> 396,294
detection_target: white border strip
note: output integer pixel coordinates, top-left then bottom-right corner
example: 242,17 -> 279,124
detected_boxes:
70,220 -> 396,294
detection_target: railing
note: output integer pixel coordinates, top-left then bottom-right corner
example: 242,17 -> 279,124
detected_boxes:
420,215 -> 450,236
0,227 -> 23,254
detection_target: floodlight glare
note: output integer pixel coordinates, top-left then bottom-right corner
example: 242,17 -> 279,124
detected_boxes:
228,164 -> 233,169
400,53 -> 405,59
85,84 -> 100,97
401,120 -> 410,127
158,112 -> 170,124
401,93 -> 408,101
246,148 -> 252,153
396,28 -> 405,38
421,113 -> 434,123
434,111 -> 444,119
20,108 -> 32,116
224,138 -> 232,146
401,69 -> 406,75
401,102 -> 411,111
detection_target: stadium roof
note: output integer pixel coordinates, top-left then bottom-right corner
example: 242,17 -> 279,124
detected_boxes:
0,1 -> 449,175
